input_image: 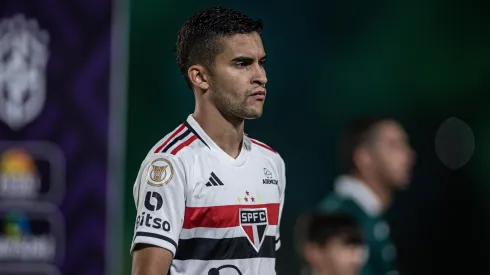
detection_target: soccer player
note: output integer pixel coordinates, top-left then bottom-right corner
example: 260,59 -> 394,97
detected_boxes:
318,117 -> 415,275
295,212 -> 367,275
130,7 -> 286,275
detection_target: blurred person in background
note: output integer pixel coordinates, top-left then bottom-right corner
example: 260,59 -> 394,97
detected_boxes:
295,212 -> 367,275
131,6 -> 286,275
318,117 -> 415,275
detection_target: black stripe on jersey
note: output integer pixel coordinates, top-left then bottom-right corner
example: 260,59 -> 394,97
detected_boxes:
209,177 -> 219,186
135,232 -> 178,251
162,129 -> 191,153
174,236 -> 276,261
211,172 -> 224,185
275,237 -> 280,243
184,121 -> 209,148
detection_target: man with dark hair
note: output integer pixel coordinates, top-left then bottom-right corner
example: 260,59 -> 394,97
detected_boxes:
131,7 -> 286,275
318,117 -> 415,275
295,212 -> 367,275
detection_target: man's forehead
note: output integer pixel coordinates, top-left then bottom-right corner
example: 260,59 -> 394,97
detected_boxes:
219,33 -> 265,58
378,121 -> 408,140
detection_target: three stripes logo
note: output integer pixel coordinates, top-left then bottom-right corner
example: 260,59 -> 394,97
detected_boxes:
205,172 -> 224,187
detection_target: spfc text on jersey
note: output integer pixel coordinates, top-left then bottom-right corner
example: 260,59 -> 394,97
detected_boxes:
240,209 -> 268,225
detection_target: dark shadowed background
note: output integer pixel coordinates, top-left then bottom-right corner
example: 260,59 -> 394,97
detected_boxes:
123,0 -> 490,274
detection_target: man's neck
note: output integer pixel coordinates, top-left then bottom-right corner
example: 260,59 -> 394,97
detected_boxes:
351,172 -> 392,210
193,105 -> 244,159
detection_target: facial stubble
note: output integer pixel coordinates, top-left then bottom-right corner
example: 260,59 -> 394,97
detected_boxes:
212,88 -> 263,120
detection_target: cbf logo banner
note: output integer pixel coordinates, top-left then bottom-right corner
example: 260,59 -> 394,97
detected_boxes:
0,1 -> 124,275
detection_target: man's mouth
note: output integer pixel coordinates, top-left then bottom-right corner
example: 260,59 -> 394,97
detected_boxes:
250,90 -> 266,100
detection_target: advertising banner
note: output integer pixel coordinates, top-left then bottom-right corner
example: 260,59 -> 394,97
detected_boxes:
0,1 -> 122,274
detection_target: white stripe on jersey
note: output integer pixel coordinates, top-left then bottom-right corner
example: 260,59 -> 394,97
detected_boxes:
179,225 -> 278,240
171,258 -> 276,275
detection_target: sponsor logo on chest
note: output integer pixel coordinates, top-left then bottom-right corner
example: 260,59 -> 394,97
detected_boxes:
262,168 -> 278,185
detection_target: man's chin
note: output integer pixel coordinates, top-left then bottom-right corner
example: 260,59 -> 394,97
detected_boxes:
394,177 -> 412,190
241,109 -> 263,119
244,114 -> 262,120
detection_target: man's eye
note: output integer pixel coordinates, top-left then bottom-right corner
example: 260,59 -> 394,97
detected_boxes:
235,62 -> 247,68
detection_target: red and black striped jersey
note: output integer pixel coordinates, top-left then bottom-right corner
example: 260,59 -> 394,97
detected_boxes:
130,114 -> 286,275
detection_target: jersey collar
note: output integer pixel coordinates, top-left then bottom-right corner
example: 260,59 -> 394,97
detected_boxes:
334,175 -> 383,216
186,114 -> 249,166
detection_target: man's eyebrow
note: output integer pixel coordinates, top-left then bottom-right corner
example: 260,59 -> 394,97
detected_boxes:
231,56 -> 254,62
231,55 -> 267,63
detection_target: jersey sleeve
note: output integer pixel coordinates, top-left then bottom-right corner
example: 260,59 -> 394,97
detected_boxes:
130,153 -> 187,257
276,157 -> 286,251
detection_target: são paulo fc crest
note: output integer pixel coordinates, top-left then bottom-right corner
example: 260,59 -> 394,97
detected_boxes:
239,208 -> 269,252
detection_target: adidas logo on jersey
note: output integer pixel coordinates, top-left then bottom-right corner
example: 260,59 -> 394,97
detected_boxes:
205,172 -> 224,187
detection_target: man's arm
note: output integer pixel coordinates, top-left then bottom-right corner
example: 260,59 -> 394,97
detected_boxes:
275,157 -> 286,251
130,154 -> 187,275
275,157 -> 287,273
132,244 -> 172,275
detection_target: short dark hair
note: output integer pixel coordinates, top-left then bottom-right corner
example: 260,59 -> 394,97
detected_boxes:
340,116 -> 392,172
176,7 -> 263,87
295,212 -> 364,252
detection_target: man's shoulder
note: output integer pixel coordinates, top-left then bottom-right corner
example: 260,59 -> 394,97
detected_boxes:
247,135 -> 282,162
134,125 -> 198,179
317,193 -> 349,211
148,122 -> 207,159
317,193 -> 364,217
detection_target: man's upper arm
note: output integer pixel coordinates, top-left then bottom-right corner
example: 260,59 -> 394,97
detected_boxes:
132,245 -> 173,275
131,153 -> 187,258
276,157 -> 286,251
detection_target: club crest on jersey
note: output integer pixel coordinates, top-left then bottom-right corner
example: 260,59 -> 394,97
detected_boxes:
146,158 -> 173,187
239,208 -> 269,252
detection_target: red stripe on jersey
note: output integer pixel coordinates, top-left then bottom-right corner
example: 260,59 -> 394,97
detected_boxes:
170,135 -> 198,155
251,140 -> 277,153
182,203 -> 280,229
243,226 -> 254,243
154,124 -> 186,153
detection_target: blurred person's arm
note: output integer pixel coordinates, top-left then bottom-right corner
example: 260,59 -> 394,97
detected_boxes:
130,153 -> 187,275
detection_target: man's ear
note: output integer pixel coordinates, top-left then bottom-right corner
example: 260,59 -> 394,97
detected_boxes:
303,243 -> 322,267
188,65 -> 210,90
